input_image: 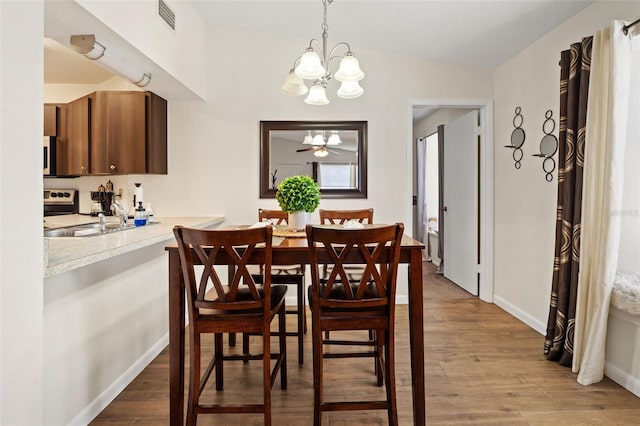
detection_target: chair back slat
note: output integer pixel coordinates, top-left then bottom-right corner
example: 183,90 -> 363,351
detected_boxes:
174,225 -> 273,321
259,209 -> 288,225
306,224 -> 403,310
319,208 -> 374,225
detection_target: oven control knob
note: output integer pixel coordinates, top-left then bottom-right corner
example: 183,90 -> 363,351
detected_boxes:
51,193 -> 58,197
57,192 -> 64,197
64,192 -> 70,197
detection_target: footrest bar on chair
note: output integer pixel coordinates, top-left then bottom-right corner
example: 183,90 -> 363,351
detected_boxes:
320,401 -> 389,411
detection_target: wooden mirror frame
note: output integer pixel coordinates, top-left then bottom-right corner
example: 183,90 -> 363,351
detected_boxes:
260,120 -> 368,199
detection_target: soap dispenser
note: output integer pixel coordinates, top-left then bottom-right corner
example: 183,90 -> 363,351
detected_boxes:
134,202 -> 147,227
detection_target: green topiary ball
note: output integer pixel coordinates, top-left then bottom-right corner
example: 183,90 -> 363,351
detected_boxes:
275,175 -> 321,213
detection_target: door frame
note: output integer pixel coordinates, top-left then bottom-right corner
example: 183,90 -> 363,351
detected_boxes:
407,98 -> 494,303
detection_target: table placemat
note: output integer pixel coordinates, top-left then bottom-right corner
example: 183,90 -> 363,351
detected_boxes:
273,228 -> 307,238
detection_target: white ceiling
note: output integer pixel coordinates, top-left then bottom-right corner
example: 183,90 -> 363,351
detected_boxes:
43,0 -> 594,100
191,0 -> 593,69
44,37 -> 113,84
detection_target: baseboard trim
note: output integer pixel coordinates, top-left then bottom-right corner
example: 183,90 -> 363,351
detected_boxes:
605,361 -> 640,398
69,333 -> 169,426
493,295 -> 546,335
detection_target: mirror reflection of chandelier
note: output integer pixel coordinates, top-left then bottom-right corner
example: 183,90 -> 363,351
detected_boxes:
302,130 -> 342,146
281,0 -> 365,105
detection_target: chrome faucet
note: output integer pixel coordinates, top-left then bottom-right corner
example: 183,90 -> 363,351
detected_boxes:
98,213 -> 106,232
111,199 -> 128,227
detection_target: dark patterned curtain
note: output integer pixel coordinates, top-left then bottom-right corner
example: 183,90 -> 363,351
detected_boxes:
544,37 -> 592,367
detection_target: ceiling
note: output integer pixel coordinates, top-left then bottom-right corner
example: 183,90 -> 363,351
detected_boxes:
44,37 -> 113,84
43,1 -> 594,102
191,0 -> 593,69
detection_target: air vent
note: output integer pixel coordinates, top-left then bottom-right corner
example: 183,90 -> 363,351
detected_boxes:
158,0 -> 176,31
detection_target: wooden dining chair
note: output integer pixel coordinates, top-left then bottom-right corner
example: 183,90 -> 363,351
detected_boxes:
318,208 -> 373,281
173,225 -> 287,426
318,208 -> 377,363
318,208 -> 374,225
306,223 -> 404,425
240,209 -> 307,364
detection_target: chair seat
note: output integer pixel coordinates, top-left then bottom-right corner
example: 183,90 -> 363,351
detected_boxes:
308,283 -> 386,312
200,285 -> 288,316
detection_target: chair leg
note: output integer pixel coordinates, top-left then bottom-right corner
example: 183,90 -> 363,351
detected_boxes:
279,304 -> 288,389
297,279 -> 304,364
263,324 -> 272,426
214,333 -> 224,391
312,318 -> 323,426
187,332 -> 200,426
385,328 -> 398,425
242,333 -> 250,363
300,278 -> 307,334
376,329 -> 384,386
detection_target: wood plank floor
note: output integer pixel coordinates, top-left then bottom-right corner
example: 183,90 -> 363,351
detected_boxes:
92,262 -> 640,425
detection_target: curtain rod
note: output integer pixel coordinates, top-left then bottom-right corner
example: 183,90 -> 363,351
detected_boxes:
623,18 -> 640,35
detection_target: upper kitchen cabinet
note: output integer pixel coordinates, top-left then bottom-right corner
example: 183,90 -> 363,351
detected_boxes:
44,104 -> 58,136
57,95 -> 91,176
90,91 -> 167,175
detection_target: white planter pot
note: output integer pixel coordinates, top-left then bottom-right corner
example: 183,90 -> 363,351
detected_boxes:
288,211 -> 310,231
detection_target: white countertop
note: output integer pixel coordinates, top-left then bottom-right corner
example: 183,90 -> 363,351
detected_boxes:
44,215 -> 225,277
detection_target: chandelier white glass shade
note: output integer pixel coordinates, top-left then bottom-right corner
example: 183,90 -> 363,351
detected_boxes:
281,0 -> 364,105
302,131 -> 314,144
304,131 -> 342,147
312,134 -> 326,145
69,34 -> 151,87
326,132 -> 342,145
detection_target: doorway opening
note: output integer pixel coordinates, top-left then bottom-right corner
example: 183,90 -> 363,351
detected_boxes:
407,100 -> 494,302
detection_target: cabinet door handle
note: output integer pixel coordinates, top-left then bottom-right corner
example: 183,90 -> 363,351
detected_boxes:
110,164 -> 116,171
81,166 -> 87,172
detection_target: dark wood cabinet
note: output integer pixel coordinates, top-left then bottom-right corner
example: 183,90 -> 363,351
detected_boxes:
90,91 -> 167,175
57,95 -> 91,176
44,104 -> 58,136
47,91 -> 167,176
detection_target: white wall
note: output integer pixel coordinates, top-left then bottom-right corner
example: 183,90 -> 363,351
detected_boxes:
163,24 -> 493,224
0,2 -> 44,424
43,244 -> 169,425
493,0 -> 640,333
76,0 -> 207,98
413,108 -> 473,140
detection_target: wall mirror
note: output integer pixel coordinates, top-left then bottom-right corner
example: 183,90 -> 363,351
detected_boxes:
260,121 -> 367,198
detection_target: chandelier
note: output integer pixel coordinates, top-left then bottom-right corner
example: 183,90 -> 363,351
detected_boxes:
281,0 -> 364,105
302,130 -> 342,146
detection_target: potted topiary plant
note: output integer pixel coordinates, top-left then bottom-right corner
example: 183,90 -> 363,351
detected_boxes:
275,175 -> 321,231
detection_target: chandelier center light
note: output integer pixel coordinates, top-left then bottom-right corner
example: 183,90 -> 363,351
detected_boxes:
281,0 -> 364,105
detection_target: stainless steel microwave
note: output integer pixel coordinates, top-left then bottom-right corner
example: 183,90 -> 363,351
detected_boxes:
43,136 -> 56,176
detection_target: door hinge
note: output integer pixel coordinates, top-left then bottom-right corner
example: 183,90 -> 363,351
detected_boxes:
412,195 -> 417,206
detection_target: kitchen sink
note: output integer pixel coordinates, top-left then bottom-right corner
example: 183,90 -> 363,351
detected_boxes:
44,222 -> 157,237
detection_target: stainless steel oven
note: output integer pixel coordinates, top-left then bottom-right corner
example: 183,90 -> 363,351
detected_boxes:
44,189 -> 78,216
43,136 -> 56,176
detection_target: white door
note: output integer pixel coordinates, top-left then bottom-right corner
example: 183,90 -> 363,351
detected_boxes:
443,110 -> 479,295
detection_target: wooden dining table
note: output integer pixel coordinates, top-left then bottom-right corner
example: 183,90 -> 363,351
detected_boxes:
166,228 -> 426,425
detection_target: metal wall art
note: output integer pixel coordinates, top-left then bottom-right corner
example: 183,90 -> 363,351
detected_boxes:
533,110 -> 558,182
505,107 -> 525,169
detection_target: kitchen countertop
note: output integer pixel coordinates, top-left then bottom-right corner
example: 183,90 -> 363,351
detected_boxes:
44,215 -> 225,278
